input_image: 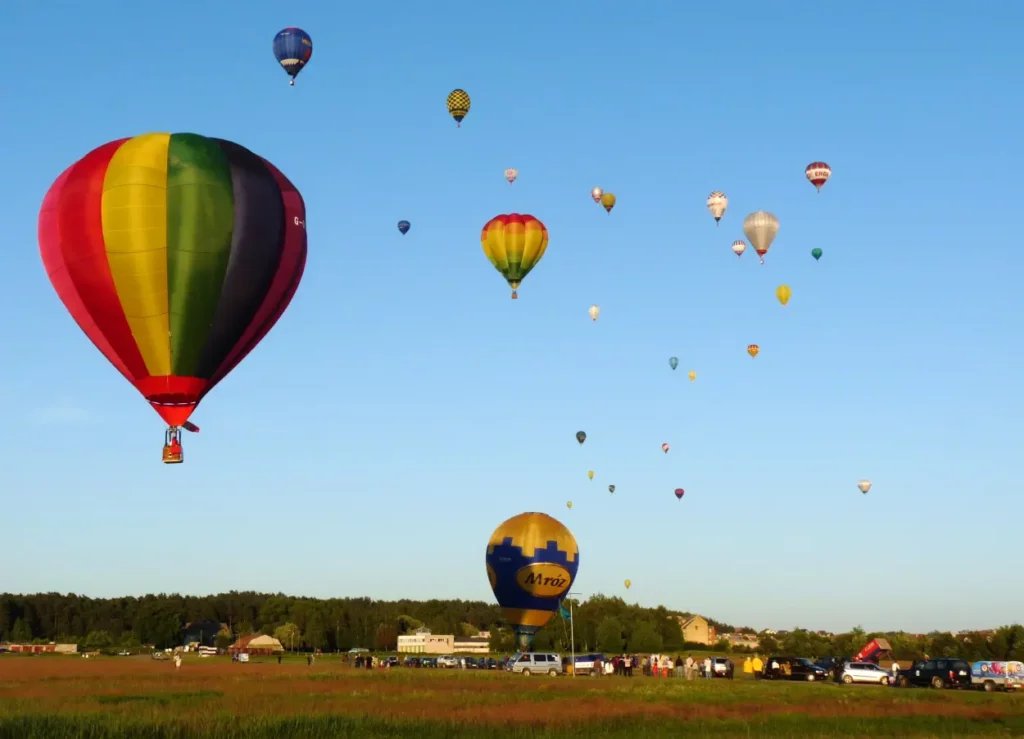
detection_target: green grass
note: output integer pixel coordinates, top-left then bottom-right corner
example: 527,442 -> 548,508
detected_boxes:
0,713 -> 1022,739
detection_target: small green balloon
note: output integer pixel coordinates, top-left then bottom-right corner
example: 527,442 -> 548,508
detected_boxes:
669,357 -> 679,370
811,248 -> 822,261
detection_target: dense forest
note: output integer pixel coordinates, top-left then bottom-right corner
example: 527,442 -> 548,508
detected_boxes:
0,592 -> 1019,662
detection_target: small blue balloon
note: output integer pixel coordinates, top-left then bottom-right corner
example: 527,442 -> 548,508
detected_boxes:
397,220 -> 410,235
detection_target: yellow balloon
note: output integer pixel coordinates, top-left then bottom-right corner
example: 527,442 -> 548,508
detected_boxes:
600,192 -> 616,213
624,579 -> 631,589
776,284 -> 792,306
688,370 -> 696,382
587,470 -> 595,480
566,501 -> 573,509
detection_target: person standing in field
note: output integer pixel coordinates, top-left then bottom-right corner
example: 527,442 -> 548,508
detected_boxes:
685,654 -> 695,680
743,656 -> 753,677
752,655 -> 763,679
703,656 -> 713,680
675,655 -> 684,678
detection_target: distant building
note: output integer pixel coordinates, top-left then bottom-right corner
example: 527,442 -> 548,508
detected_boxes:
725,633 -> 760,650
183,620 -> 227,648
2,643 -> 77,654
397,627 -> 454,655
678,616 -> 716,646
453,636 -> 489,654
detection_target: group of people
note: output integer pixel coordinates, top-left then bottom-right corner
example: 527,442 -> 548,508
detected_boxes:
594,654 -> 728,679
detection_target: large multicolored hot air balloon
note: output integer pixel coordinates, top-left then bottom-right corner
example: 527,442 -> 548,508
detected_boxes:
480,214 -> 548,299
38,133 -> 307,463
486,512 -> 579,650
731,240 -> 746,258
447,89 -> 471,127
743,211 -> 779,265
706,191 -> 728,225
397,220 -> 410,235
776,285 -> 791,306
576,430 -> 586,445
272,28 -> 313,85
600,193 -> 616,213
805,161 -> 831,192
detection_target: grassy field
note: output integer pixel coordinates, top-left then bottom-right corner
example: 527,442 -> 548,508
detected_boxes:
0,655 -> 1021,738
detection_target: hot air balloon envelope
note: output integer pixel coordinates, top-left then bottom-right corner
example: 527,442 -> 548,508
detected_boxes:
747,344 -> 760,358
674,488 -> 685,499
624,579 -> 631,589
600,193 -> 616,213
661,443 -> 670,453
447,89 -> 471,126
38,132 -> 307,461
857,480 -> 872,494
480,213 -> 548,299
397,220 -> 410,235
706,191 -> 728,224
669,357 -> 679,370
805,161 -> 832,191
688,370 -> 696,382
485,512 -> 579,650
776,285 -> 792,306
608,484 -> 615,493
811,248 -> 822,261
575,431 -> 586,445
587,470 -> 594,480
590,187 -> 603,203
588,304 -> 600,321
273,28 -> 313,84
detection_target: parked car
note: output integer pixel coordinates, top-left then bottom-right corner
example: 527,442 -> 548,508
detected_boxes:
762,656 -> 828,682
841,661 -> 892,685
814,656 -> 851,680
568,653 -> 607,676
971,661 -> 1023,692
895,658 -> 971,689
420,657 -> 437,668
711,657 -> 735,679
436,656 -> 459,668
382,656 -> 399,667
508,652 -> 563,676
486,657 -> 499,669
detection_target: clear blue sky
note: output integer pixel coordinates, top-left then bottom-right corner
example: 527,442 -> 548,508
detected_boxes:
1,0 -> 1021,634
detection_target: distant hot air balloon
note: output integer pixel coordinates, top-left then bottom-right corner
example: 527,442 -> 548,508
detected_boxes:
588,470 -> 595,480
747,344 -> 760,358
669,357 -> 679,370
566,501 -> 573,509
485,512 -> 579,651
272,28 -> 313,85
397,220 -> 410,235
591,187 -> 603,204
805,161 -> 832,192
600,193 -> 616,213
706,191 -> 728,225
661,443 -> 670,454
608,484 -> 615,494
811,248 -> 822,261
504,168 -> 518,185
688,370 -> 696,382
857,480 -> 872,494
624,579 -> 631,589
674,488 -> 685,499
776,285 -> 792,306
447,89 -> 471,127
39,133 -> 307,463
588,304 -> 600,321
743,211 -> 779,265
731,240 -> 746,258
480,214 -> 548,299
576,431 -> 586,445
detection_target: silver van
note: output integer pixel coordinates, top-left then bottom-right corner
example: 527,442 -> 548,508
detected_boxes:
508,652 -> 563,676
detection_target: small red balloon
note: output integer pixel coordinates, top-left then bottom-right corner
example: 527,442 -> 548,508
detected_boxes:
674,488 -> 685,499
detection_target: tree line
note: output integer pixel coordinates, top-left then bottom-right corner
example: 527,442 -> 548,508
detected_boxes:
0,591 -> 1019,662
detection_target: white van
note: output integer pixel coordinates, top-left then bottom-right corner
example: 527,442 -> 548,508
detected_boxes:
508,652 -> 563,676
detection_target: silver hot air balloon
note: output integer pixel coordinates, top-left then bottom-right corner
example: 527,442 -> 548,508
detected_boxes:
743,211 -> 779,265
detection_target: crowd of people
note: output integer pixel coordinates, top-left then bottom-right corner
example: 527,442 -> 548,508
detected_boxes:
593,654 -> 766,679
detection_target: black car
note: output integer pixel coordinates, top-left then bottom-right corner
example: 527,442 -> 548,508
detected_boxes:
895,658 -> 972,689
762,656 -> 829,682
815,656 -> 852,681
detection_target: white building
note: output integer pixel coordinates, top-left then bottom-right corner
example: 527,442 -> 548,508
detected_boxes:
453,636 -> 489,654
397,627 -> 454,655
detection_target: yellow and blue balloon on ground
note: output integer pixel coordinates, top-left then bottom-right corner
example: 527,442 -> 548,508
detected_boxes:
485,512 -> 579,650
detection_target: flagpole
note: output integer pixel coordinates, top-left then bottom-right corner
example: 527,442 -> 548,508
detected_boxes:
567,591 -> 580,678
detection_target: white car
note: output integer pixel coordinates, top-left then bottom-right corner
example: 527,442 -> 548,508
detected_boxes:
841,661 -> 892,685
436,656 -> 460,668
